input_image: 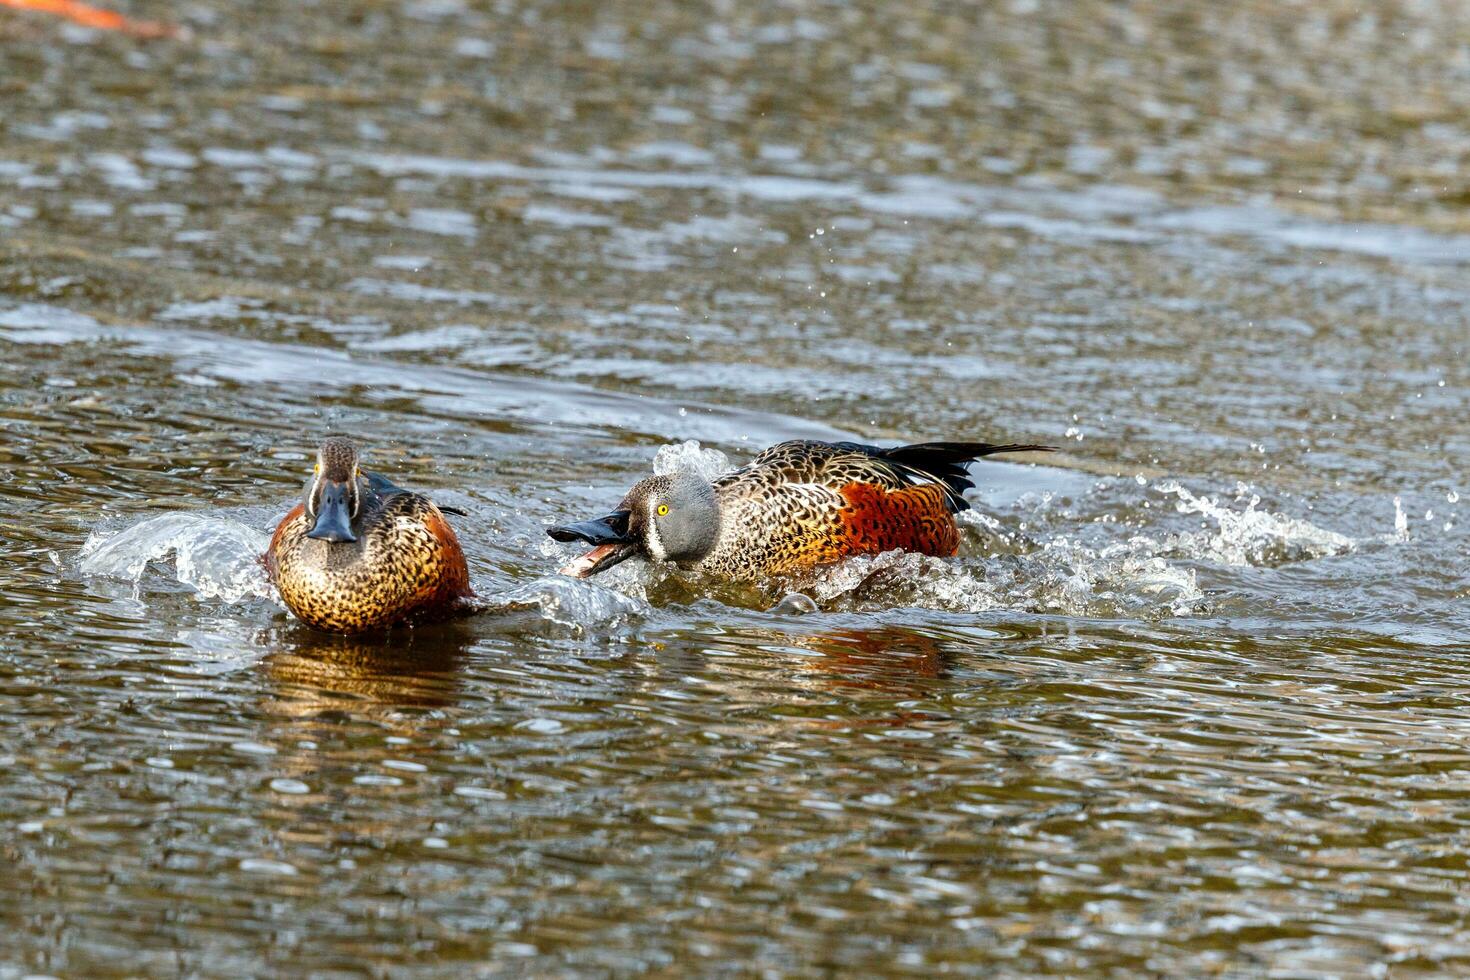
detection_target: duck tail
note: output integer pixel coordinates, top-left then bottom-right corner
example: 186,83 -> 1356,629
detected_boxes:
869,441 -> 1055,510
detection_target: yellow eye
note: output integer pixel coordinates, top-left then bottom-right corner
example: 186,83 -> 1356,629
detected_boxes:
313,463 -> 320,473
657,504 -> 669,516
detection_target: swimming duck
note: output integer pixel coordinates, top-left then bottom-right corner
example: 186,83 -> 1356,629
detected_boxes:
264,437 -> 474,633
548,439 -> 1052,581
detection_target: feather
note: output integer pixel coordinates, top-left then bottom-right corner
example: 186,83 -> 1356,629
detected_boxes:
835,440 -> 1055,511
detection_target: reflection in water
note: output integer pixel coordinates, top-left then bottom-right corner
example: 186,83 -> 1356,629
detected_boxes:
793,625 -> 953,697
260,624 -> 471,723
0,0 -> 181,38
253,626 -> 475,869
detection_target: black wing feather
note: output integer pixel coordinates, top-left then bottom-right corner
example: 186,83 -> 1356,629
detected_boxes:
833,440 -> 1054,511
363,469 -> 467,516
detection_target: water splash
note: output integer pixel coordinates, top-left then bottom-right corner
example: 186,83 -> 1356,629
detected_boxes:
1154,481 -> 1355,565
1032,544 -> 1204,617
805,546 -> 1205,619
79,514 -> 274,603
652,439 -> 731,481
806,551 -> 997,612
489,576 -> 648,633
785,477 -> 1359,617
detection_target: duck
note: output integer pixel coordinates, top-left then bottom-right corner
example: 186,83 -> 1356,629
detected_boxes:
264,437 -> 474,633
548,439 -> 1052,582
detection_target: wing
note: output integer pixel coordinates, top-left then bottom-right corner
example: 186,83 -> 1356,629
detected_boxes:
362,469 -> 467,516
714,440 -> 910,497
363,468 -> 408,497
715,439 -> 1051,512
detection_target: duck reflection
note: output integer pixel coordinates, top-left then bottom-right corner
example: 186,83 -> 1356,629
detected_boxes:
795,625 -> 953,696
260,622 -> 474,724
250,624 -> 480,854
683,620 -> 961,700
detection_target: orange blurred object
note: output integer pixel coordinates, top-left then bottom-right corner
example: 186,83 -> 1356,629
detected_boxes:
0,0 -> 180,37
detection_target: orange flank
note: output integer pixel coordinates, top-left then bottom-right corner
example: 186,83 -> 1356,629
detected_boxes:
416,508 -> 472,605
0,0 -> 181,37
837,482 -> 961,559
263,503 -> 305,579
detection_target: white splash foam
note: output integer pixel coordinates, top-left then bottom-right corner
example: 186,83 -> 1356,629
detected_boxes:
494,576 -> 648,631
79,514 -> 274,603
807,551 -> 994,610
652,439 -> 730,481
804,544 -> 1206,619
1035,542 -> 1205,617
1154,482 -> 1355,565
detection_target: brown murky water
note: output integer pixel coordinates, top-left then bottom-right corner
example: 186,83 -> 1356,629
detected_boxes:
3,0 -> 1470,974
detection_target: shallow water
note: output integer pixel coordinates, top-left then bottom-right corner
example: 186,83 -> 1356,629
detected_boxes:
4,0 -> 1470,974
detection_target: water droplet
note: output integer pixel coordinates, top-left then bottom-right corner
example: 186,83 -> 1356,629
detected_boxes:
770,593 -> 818,616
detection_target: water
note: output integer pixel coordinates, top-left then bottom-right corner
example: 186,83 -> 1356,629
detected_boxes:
3,0 -> 1470,973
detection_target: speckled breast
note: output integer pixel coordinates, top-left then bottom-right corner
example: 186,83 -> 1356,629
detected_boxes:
265,496 -> 470,634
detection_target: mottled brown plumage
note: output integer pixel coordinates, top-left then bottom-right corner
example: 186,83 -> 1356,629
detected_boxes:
265,439 -> 473,634
549,438 -> 1052,582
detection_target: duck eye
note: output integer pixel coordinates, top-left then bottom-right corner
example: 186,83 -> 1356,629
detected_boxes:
657,504 -> 669,516
314,463 -> 320,473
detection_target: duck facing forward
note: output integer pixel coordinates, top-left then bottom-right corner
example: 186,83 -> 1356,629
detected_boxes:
548,439 -> 1053,582
265,437 -> 474,634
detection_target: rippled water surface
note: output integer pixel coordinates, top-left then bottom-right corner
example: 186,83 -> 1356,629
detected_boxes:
4,0 -> 1470,974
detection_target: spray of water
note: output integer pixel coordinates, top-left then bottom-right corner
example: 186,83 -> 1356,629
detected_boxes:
78,514 -> 274,604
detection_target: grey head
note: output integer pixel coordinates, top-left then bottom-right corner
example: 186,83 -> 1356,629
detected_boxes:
547,470 -> 720,577
303,437 -> 363,544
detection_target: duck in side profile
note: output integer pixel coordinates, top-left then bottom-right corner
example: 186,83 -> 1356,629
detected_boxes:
548,439 -> 1053,582
264,437 -> 474,634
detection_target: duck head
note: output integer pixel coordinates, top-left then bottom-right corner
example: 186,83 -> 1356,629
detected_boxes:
548,470 -> 720,577
303,437 -> 363,544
